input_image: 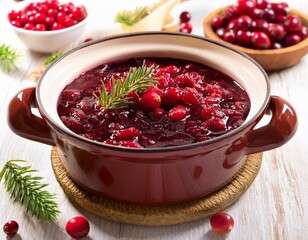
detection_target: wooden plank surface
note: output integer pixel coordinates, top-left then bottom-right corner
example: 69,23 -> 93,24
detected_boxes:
0,0 -> 307,239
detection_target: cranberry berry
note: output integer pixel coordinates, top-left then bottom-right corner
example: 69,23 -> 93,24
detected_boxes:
179,11 -> 193,33
3,220 -> 19,237
252,32 -> 271,49
210,212 -> 235,235
180,22 -> 193,33
179,11 -> 191,23
65,216 -> 90,239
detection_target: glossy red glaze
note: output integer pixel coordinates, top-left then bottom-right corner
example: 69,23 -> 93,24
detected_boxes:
7,33 -> 298,205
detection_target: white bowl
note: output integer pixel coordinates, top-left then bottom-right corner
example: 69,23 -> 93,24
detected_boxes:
8,0 -> 88,53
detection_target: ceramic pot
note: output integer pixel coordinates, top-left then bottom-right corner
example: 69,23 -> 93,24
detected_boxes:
7,32 -> 297,205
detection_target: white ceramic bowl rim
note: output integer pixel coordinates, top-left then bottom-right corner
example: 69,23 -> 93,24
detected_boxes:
36,32 -> 270,152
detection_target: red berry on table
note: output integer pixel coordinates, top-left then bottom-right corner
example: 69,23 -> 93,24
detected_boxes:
65,216 -> 90,239
180,22 -> 193,33
251,31 -> 271,49
3,220 -> 19,237
180,11 -> 191,23
210,212 -> 234,235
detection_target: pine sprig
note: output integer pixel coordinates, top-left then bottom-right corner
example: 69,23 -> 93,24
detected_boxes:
44,50 -> 64,66
115,6 -> 148,27
0,43 -> 20,72
0,160 -> 60,221
94,63 -> 158,109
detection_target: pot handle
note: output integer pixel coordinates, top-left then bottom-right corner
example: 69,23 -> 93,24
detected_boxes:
7,87 -> 55,146
245,96 -> 297,154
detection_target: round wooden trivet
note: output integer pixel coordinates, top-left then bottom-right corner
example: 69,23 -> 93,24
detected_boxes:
51,147 -> 262,226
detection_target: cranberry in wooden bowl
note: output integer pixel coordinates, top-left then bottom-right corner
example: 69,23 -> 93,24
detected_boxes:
203,0 -> 308,71
7,32 -> 297,205
7,0 -> 88,53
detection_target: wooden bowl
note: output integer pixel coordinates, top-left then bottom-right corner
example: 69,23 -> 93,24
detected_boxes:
203,7 -> 308,71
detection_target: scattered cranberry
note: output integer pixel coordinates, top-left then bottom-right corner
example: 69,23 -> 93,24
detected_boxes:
3,220 -> 19,237
180,22 -> 193,33
210,212 -> 234,235
8,0 -> 87,31
179,11 -> 191,23
65,216 -> 90,239
211,0 -> 307,49
179,11 -> 193,33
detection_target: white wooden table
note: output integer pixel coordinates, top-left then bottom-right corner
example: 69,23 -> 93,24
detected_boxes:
1,0 -> 307,239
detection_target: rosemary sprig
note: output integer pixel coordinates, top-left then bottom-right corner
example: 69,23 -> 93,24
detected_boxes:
0,43 -> 20,72
115,6 -> 148,27
94,63 -> 158,109
0,160 -> 60,221
44,50 -> 64,66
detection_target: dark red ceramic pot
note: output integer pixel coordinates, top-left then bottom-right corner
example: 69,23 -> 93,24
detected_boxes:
7,32 -> 297,205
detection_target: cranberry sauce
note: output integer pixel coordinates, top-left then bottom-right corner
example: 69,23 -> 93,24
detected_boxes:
57,58 -> 250,148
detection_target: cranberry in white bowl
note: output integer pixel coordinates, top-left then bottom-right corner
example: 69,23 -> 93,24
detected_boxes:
8,33 -> 297,205
7,0 -> 88,53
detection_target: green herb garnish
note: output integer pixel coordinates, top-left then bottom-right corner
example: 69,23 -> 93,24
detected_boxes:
0,160 -> 60,221
0,43 -> 20,72
44,50 -> 64,66
115,6 -> 148,27
94,63 -> 158,109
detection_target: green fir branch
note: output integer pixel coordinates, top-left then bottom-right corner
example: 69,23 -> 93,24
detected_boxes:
0,160 -> 60,221
94,62 -> 158,109
44,50 -> 64,66
0,43 -> 20,72
115,6 -> 148,27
